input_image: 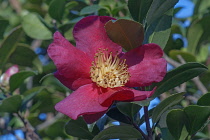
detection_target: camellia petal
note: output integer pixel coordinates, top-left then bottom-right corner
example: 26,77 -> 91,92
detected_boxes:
121,43 -> 167,87
55,83 -> 108,121
73,16 -> 122,60
48,32 -> 92,90
98,87 -> 134,107
83,111 -> 107,124
54,72 -> 92,91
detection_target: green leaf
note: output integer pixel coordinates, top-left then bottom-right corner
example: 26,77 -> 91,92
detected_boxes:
153,63 -> 208,97
93,125 -> 142,140
106,107 -> 130,124
127,0 -> 153,24
105,19 -> 144,51
22,13 -> 52,40
166,109 -> 188,140
197,93 -> 210,106
146,0 -> 179,25
21,87 -> 44,111
80,5 -> 102,15
187,22 -> 203,54
9,44 -> 37,67
0,27 -> 23,69
0,19 -> 9,39
49,0 -> 66,22
45,120 -> 67,138
65,117 -> 94,139
0,95 -> 22,113
117,102 -> 141,120
160,128 -> 175,140
144,9 -> 173,49
9,71 -> 37,92
152,92 -> 185,124
169,50 -> 196,62
184,105 -> 210,135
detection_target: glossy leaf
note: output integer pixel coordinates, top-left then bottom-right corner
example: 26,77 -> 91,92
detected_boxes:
197,93 -> 210,106
0,19 -> 9,39
117,102 -> 141,120
105,19 -> 144,51
80,5 -> 101,15
45,120 -> 67,138
106,107 -> 130,124
152,92 -> 185,124
153,63 -> 208,97
187,22 -> 203,54
169,50 -> 196,62
146,0 -> 179,25
127,0 -> 152,24
49,0 -> 65,22
9,44 -> 37,67
9,71 -> 37,92
166,109 -> 188,140
144,9 -> 173,49
65,117 -> 94,139
0,95 -> 22,113
0,27 -> 23,69
184,105 -> 210,135
22,13 -> 52,40
93,125 -> 142,140
21,87 -> 44,111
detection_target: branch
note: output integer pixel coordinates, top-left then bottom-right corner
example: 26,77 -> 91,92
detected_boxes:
36,113 -> 64,130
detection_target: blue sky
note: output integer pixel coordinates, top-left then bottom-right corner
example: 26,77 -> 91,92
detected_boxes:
175,0 -> 194,18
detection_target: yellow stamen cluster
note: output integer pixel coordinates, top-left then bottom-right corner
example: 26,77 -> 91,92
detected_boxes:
90,48 -> 130,88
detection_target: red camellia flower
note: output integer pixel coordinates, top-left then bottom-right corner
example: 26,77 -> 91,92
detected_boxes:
47,16 -> 167,123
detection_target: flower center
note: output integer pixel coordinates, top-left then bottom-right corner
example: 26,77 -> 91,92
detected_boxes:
90,49 -> 130,88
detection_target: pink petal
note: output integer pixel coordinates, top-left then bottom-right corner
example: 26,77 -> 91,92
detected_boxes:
98,87 -> 134,107
121,43 -> 167,87
73,16 -> 122,60
48,32 -> 92,90
55,83 -> 108,121
54,72 -> 92,91
128,87 -> 156,101
83,111 -> 107,124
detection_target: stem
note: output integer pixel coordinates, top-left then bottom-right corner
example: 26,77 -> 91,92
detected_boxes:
126,116 -> 148,139
144,106 -> 152,140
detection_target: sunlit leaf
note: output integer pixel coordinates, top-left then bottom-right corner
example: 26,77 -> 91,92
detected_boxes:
169,50 -> 196,62
22,13 -> 52,40
152,92 -> 185,124
105,19 -> 144,51
80,5 -> 102,15
144,9 -> 173,49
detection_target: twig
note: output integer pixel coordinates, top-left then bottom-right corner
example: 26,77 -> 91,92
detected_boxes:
126,116 -> 148,139
36,113 -> 64,130
14,112 -> 40,140
144,106 -> 152,140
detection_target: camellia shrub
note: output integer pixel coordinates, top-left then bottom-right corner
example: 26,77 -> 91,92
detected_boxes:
0,0 -> 210,140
